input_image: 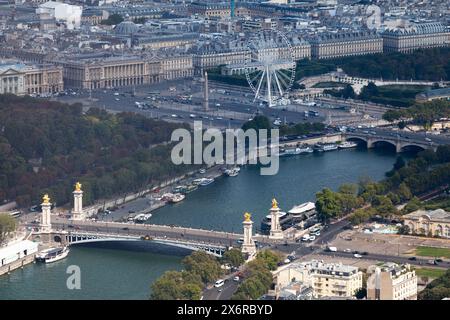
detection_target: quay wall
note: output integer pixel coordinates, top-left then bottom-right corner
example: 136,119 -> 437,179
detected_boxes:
0,254 -> 36,277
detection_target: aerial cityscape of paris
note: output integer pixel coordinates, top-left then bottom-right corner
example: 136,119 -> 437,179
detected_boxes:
0,0 -> 449,306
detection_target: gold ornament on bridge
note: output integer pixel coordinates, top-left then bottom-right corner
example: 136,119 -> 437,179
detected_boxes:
42,194 -> 50,204
244,212 -> 251,222
271,198 -> 278,209
75,182 -> 82,192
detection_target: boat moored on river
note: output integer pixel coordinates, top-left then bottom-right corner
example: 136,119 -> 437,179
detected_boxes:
339,141 -> 358,149
36,247 -> 69,264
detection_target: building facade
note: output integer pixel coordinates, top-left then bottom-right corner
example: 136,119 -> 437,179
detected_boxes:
402,209 -> 450,238
382,22 -> 450,53
274,260 -> 363,299
159,55 -> 194,80
367,263 -> 417,300
0,61 -> 63,95
310,31 -> 383,59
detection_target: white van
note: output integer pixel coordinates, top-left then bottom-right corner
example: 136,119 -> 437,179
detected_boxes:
214,279 -> 225,288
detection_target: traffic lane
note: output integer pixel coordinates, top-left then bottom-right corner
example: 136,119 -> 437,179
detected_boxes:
320,250 -> 450,269
203,279 -> 239,300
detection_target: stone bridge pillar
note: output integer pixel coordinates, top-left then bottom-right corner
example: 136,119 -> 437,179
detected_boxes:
241,212 -> 256,256
40,194 -> 52,233
366,137 -> 374,149
269,198 -> 284,240
72,182 -> 84,220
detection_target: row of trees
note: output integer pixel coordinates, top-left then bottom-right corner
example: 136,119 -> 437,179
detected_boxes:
0,94 -> 191,208
150,249 -> 245,300
325,82 -> 430,108
231,250 -> 282,300
150,251 -> 225,300
315,145 -> 450,224
297,47 -> 450,81
0,214 -> 16,244
383,100 -> 450,127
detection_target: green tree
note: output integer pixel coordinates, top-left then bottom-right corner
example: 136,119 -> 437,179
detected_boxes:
349,208 -> 374,225
254,250 -> 282,271
150,271 -> 184,300
418,269 -> 450,300
403,197 -> 422,213
182,251 -> 222,285
315,188 -> 342,221
0,213 -> 16,243
241,115 -> 271,132
398,224 -> 410,235
222,248 -> 245,268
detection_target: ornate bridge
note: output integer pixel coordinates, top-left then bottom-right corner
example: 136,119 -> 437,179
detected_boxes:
51,220 -> 243,257
344,132 -> 438,153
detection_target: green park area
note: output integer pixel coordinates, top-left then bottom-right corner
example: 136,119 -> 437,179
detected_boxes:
415,246 -> 450,259
415,268 -> 447,279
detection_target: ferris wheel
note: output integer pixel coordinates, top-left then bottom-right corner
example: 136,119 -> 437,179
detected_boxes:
244,29 -> 296,107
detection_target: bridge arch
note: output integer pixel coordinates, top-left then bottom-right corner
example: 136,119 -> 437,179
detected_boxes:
369,140 -> 397,152
398,144 -> 425,153
64,233 -> 227,257
346,137 -> 367,147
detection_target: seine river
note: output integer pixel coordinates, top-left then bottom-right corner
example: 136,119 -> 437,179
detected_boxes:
0,148 -> 410,300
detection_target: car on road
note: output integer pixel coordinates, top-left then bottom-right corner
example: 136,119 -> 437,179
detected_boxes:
199,169 -> 206,174
233,276 -> 240,282
122,227 -> 130,231
214,279 -> 225,288
354,254 -> 362,258
408,257 -> 417,261
425,138 -> 432,142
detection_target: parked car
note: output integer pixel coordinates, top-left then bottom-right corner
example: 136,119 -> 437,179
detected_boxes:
233,276 -> 240,282
214,279 -> 224,288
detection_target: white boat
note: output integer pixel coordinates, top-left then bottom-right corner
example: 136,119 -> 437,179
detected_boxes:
339,141 -> 358,149
36,247 -> 69,263
288,202 -> 316,216
192,178 -> 204,186
225,168 -> 239,177
315,143 -> 338,152
134,213 -> 152,222
199,178 -> 214,186
168,193 -> 185,203
298,146 -> 314,154
278,146 -> 313,157
161,193 -> 175,201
